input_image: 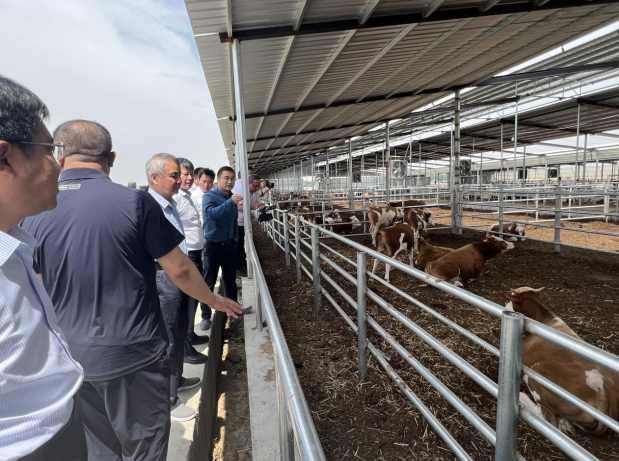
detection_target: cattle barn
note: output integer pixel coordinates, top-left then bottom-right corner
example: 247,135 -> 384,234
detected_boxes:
185,0 -> 619,459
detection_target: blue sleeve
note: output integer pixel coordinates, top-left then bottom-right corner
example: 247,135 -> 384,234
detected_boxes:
203,193 -> 235,221
234,217 -> 238,240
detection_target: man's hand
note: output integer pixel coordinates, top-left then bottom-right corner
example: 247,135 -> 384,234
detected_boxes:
210,294 -> 243,318
231,194 -> 243,204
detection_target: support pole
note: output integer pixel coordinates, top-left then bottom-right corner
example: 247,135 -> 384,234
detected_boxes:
554,186 -> 562,253
522,145 -> 526,185
575,104 -> 581,183
500,123 -> 504,182
294,216 -> 301,281
582,134 -> 588,182
452,90 -> 461,234
513,100 -> 519,185
356,251 -> 368,380
385,122 -> 391,200
231,39 -> 253,279
311,227 -> 321,312
311,154 -> 314,191
494,311 -> 524,461
326,150 -> 330,191
283,210 -> 290,266
349,138 -> 354,210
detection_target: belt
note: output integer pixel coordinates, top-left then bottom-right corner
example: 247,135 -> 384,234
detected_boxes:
205,238 -> 236,246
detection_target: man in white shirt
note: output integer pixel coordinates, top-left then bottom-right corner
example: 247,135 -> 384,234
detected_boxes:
173,159 -> 212,352
0,75 -> 86,460
232,173 -> 264,277
191,167 -> 215,225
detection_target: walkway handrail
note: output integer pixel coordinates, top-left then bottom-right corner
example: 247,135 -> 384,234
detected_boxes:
247,237 -> 326,461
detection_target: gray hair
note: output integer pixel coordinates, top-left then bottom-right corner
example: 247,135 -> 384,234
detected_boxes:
249,174 -> 261,183
145,153 -> 179,185
54,120 -> 112,163
177,157 -> 194,173
0,75 -> 49,152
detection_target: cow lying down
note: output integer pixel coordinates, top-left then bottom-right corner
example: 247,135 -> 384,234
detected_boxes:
487,222 -> 526,241
503,287 -> 619,435
424,236 -> 514,286
414,237 -> 454,270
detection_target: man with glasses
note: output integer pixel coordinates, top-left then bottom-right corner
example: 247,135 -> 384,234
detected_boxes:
0,76 -> 86,461
22,122 -> 242,460
202,166 -> 244,318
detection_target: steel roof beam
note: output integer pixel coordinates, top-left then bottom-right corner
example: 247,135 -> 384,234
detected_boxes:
479,0 -> 502,13
422,0 -> 447,18
577,98 -> 619,113
219,1 -> 617,42
239,61 -> 619,119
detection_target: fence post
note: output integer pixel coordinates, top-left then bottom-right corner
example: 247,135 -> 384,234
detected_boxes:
294,216 -> 301,281
604,184 -> 610,223
494,311 -> 524,461
356,251 -> 368,380
535,193 -> 540,221
554,187 -> 562,254
276,369 -> 295,461
283,210 -> 290,266
311,227 -> 321,312
498,185 -> 504,240
272,210 -> 277,250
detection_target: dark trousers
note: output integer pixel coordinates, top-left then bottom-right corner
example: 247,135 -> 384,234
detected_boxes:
77,355 -> 170,461
236,225 -> 246,271
156,270 -> 189,406
18,399 -> 87,461
186,250 -> 205,348
203,239 -> 238,309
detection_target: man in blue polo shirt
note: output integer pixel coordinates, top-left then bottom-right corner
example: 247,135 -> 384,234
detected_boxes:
21,120 -> 241,461
202,166 -> 242,311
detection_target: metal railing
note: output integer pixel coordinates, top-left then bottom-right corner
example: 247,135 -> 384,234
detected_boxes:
247,236 -> 326,461
262,205 -> 619,461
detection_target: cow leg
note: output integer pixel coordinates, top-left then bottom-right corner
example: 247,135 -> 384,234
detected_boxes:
408,248 -> 414,268
372,258 -> 379,276
385,263 -> 391,282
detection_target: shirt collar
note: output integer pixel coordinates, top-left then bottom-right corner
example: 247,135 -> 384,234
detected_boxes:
59,168 -> 111,182
148,188 -> 174,211
0,227 -> 37,266
212,187 -> 231,199
179,189 -> 190,198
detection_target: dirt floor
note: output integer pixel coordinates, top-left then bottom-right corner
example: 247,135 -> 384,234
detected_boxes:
212,317 -> 252,461
254,221 -> 619,460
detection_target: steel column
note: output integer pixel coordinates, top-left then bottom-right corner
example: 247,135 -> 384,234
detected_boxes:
294,216 -> 301,281
575,104 -> 581,182
451,90 -> 461,234
385,121 -> 391,200
349,138 -> 354,209
326,150 -> 330,191
554,187 -> 562,253
357,251 -> 368,380
500,123 -> 504,182
513,99 -> 518,185
494,311 -> 524,461
283,210 -> 290,266
582,134 -> 588,182
311,227 -> 321,312
231,40 -> 253,279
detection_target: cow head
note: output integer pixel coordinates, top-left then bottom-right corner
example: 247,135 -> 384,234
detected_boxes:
476,236 -> 514,260
501,287 -> 550,321
323,212 -> 342,224
515,223 -> 526,240
349,215 -> 362,230
423,209 -> 435,226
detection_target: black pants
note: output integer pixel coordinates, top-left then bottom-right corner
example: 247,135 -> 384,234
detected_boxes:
156,270 -> 189,406
77,355 -> 171,461
187,249 -> 209,336
236,225 -> 246,271
203,239 -> 238,309
18,399 -> 87,461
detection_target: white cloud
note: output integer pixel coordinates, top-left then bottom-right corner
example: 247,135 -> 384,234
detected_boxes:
0,0 -> 228,186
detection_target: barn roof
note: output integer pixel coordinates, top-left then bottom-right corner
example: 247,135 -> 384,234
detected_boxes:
185,0 -> 619,174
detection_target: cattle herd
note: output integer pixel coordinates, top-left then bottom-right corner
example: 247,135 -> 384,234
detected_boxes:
274,193 -> 619,437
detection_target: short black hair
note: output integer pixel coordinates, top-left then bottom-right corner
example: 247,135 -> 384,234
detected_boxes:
217,166 -> 235,178
0,75 -> 49,149
194,167 -> 204,177
199,167 -> 215,180
249,174 -> 261,183
177,157 -> 194,172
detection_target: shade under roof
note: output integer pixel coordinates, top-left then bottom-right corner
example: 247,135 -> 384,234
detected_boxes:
185,0 -> 619,174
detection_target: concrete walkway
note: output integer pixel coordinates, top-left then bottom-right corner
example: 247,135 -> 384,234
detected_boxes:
167,306 -> 212,461
242,278 -> 280,461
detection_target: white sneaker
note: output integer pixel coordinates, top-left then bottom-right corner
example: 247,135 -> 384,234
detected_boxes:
171,402 -> 196,422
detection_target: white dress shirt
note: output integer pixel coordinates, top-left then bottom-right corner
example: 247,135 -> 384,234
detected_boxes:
191,187 -> 205,225
231,180 -> 263,226
148,189 -> 188,255
173,189 -> 205,251
0,227 -> 84,461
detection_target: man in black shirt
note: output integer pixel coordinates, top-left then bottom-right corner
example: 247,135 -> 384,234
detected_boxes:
22,120 -> 241,461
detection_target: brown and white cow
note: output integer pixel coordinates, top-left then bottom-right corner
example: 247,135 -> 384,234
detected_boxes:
387,199 -> 426,208
487,222 -> 526,242
372,223 -> 416,282
368,206 -> 404,246
424,236 -> 514,287
414,237 -> 454,270
502,287 -> 619,435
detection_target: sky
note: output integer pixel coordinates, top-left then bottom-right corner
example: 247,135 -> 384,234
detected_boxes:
0,0 -> 228,186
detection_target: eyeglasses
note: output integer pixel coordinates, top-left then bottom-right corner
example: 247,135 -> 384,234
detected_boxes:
19,141 -> 65,160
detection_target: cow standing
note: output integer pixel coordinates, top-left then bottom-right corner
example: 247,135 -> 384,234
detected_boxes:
372,223 -> 416,282
502,287 -> 619,435
425,236 -> 514,286
368,205 -> 404,246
